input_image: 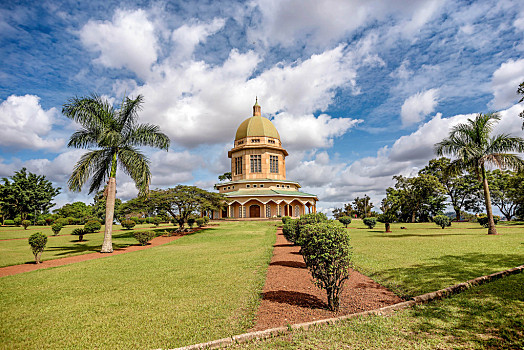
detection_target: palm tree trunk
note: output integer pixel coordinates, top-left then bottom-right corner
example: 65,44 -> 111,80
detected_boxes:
101,177 -> 116,252
481,165 -> 498,235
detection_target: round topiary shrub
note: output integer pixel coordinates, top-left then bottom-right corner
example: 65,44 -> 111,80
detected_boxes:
337,216 -> 352,228
14,217 -> 22,226
363,217 -> 377,229
51,223 -> 63,236
84,220 -> 102,233
130,217 -> 140,224
36,219 -> 46,226
28,232 -> 47,263
151,217 -> 162,227
433,215 -> 451,229
146,217 -> 153,224
22,220 -> 31,230
203,216 -> 210,224
477,214 -> 500,228
4,219 -> 15,226
137,217 -> 146,224
56,218 -> 69,226
195,218 -> 205,227
133,230 -> 156,246
121,219 -> 136,230
71,228 -> 87,241
187,217 -> 196,228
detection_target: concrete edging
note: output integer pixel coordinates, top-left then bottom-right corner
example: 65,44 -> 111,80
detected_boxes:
169,264 -> 524,350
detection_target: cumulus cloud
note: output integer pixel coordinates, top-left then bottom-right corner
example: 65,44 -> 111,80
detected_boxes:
490,58 -> 524,109
171,18 -> 226,61
400,89 -> 439,127
0,95 -> 64,151
79,9 -> 158,78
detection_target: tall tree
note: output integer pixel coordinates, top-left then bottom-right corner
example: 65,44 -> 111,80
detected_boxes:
353,195 -> 373,218
332,203 -> 354,219
517,81 -> 524,129
63,94 -> 170,252
419,157 -> 481,220
435,113 -> 524,234
0,168 -> 60,222
488,170 -> 521,221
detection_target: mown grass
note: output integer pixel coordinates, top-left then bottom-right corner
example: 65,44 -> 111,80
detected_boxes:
0,223 -> 177,267
347,220 -> 524,297
0,221 -> 277,349
233,272 -> 524,349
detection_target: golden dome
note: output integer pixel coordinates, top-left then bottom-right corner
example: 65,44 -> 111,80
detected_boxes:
234,100 -> 280,140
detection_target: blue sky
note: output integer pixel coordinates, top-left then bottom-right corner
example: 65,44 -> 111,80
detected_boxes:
1,0 -> 524,213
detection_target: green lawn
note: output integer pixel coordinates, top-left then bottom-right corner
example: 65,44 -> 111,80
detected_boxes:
0,221 -> 277,349
0,223 -> 177,267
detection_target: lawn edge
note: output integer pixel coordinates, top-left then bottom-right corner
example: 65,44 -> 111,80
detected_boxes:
167,264 -> 524,350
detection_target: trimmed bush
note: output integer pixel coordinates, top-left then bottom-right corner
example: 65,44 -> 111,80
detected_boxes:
338,216 -> 352,228
121,219 -> 136,230
433,215 -> 451,229
45,217 -> 54,225
300,222 -> 352,311
281,216 -> 292,224
151,217 -> 162,227
137,217 -> 146,224
22,220 -> 31,230
55,218 -> 69,226
14,217 -> 21,226
363,217 -> 377,229
51,223 -> 63,236
133,230 -> 156,246
130,217 -> 140,224
28,232 -> 47,263
195,218 -> 206,227
36,219 -> 46,226
71,228 -> 87,241
187,217 -> 196,228
282,219 -> 299,244
282,213 -> 329,245
84,220 -> 102,233
477,214 -> 500,228
203,216 -> 210,225
377,212 -> 396,232
4,219 -> 15,226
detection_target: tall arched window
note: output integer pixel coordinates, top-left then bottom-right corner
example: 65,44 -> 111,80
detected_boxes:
266,205 -> 271,218
295,205 -> 300,217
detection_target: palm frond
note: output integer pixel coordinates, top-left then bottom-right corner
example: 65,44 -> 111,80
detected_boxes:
487,134 -> 524,154
117,146 -> 151,196
67,128 -> 100,149
125,124 -> 170,150
68,150 -> 110,192
484,154 -> 524,171
88,151 -> 114,194
117,95 -> 144,131
62,94 -> 114,129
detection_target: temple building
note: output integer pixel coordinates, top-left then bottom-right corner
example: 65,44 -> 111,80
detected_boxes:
214,99 -> 318,219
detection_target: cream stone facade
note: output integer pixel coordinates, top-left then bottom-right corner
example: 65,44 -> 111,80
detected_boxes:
214,100 -> 318,219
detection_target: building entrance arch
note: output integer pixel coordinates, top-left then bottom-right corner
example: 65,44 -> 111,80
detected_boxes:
249,205 -> 261,218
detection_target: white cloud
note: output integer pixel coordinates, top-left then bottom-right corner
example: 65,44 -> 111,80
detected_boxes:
171,18 -> 226,61
0,95 -> 64,151
490,58 -> 524,109
400,89 -> 439,127
150,150 -> 203,186
79,9 -> 158,78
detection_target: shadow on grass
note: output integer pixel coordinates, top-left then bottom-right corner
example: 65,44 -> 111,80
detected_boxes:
270,260 -> 306,268
371,233 -> 475,238
262,290 -> 325,309
368,253 -> 523,299
273,243 -> 294,248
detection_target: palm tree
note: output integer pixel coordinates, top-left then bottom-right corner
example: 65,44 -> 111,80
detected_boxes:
435,113 -> 524,234
63,94 -> 170,252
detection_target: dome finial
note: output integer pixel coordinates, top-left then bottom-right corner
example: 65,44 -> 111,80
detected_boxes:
253,97 -> 261,116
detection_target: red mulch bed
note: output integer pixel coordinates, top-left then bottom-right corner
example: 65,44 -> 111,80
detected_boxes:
253,228 -> 403,330
0,231 -> 190,278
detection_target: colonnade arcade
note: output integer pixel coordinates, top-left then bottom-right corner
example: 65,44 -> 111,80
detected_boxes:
221,198 -> 316,219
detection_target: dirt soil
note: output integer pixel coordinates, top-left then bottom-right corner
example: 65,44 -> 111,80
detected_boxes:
253,228 -> 403,330
0,232 -> 188,278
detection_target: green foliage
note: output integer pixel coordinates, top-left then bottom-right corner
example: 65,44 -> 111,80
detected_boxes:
282,213 -> 328,245
281,216 -> 291,224
54,201 -> 92,220
55,218 -> 69,226
187,217 -> 196,228
363,217 -> 377,229
130,217 -> 140,224
353,195 -> 373,218
21,220 -> 31,229
36,219 -> 46,226
202,216 -> 210,225
84,220 -> 101,233
477,214 -> 500,228
338,216 -> 352,227
28,232 -> 47,263
133,230 -> 156,246
51,223 -> 63,236
332,203 -> 354,219
13,217 -> 21,226
218,172 -> 232,181
121,219 -> 136,230
300,222 -> 352,311
282,219 -> 299,244
152,216 -> 162,227
71,228 -> 87,241
195,217 -> 205,227
433,215 -> 451,229
4,219 -> 15,226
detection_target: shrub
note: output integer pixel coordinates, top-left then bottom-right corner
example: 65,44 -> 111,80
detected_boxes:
282,219 -> 299,243
14,217 -> 22,226
477,214 -> 500,228
66,216 -> 77,225
56,218 -> 69,226
281,216 -> 292,224
151,217 -> 162,227
51,223 -> 63,236
363,217 -> 377,229
71,228 -> 87,241
282,213 -> 329,245
121,219 -> 136,230
130,217 -> 140,224
21,220 -> 31,230
300,222 -> 352,311
133,230 -> 156,246
377,212 -> 396,232
433,215 -> 451,229
137,217 -> 146,224
202,216 -> 210,225
84,220 -> 102,233
146,217 -> 153,224
36,219 -> 46,226
4,219 -> 15,226
28,232 -> 47,263
195,218 -> 206,227
338,216 -> 352,228
45,217 -> 54,225
187,217 -> 196,228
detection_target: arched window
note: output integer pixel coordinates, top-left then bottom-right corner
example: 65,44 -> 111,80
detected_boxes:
266,205 -> 271,218
295,205 -> 300,217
